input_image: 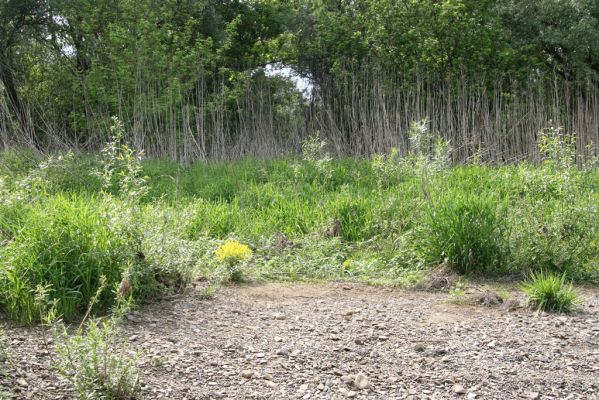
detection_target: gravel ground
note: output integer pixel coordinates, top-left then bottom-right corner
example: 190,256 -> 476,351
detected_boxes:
2,282 -> 599,399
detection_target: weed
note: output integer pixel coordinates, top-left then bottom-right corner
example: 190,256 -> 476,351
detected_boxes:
95,116 -> 147,201
51,283 -> 141,399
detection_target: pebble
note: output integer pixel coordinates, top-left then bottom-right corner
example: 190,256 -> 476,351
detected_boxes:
241,370 -> 254,379
354,372 -> 369,390
453,384 -> 467,394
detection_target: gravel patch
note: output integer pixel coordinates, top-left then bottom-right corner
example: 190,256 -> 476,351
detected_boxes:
2,282 -> 599,399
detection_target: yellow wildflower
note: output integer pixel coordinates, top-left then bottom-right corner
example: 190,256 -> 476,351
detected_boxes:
215,239 -> 252,266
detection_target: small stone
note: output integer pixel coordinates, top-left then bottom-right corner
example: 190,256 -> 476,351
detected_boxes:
347,390 -> 357,398
354,372 -> 370,390
17,378 -> 28,387
266,381 -> 278,390
274,336 -> 283,342
453,384 -> 467,394
277,348 -> 290,357
467,393 -> 477,400
341,375 -> 355,384
354,338 -> 365,345
528,393 -> 540,399
241,370 -> 254,379
256,352 -> 265,358
414,344 -> 426,352
299,384 -> 309,392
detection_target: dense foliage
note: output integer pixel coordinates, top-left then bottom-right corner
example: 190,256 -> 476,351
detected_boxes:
0,122 -> 597,324
1,1 -> 598,159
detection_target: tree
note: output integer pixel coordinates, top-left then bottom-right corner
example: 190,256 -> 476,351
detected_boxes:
0,0 -> 49,144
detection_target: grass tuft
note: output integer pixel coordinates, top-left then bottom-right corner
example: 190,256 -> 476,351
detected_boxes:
521,271 -> 579,313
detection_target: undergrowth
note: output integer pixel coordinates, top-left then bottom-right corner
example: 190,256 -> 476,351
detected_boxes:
0,121 -> 596,326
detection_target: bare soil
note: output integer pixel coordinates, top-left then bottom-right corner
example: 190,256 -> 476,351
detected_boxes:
2,282 -> 599,399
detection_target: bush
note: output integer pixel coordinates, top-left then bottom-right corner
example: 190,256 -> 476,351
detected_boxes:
0,195 -> 145,323
521,271 -> 578,313
422,192 -> 507,274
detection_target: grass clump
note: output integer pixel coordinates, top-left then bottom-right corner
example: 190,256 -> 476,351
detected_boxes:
0,195 -> 146,324
521,271 -> 578,313
422,192 -> 507,275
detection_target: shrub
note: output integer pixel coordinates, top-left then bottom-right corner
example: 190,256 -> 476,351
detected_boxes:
94,116 -> 147,201
422,192 -> 507,274
521,271 -> 578,313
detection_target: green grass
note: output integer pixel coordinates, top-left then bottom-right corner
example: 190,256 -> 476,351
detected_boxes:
521,271 -> 579,313
0,140 -> 597,323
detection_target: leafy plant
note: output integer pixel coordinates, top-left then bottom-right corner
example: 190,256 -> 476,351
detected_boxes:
94,117 -> 147,201
521,271 -> 578,313
51,281 -> 141,400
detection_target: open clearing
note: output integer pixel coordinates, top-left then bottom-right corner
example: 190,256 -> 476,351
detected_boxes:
4,283 -> 599,399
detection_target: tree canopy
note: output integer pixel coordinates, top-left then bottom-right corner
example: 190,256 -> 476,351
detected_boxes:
1,0 -> 598,157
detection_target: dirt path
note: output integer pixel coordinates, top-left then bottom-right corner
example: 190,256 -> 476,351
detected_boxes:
3,283 -> 599,399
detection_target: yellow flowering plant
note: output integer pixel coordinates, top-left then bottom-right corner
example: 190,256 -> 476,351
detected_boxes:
215,239 -> 252,282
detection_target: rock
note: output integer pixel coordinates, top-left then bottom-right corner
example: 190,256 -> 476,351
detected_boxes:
341,375 -> 355,384
453,384 -> 467,394
298,384 -> 309,394
528,393 -> 540,399
467,393 -> 477,399
347,390 -> 357,398
17,378 -> 28,387
276,347 -> 289,357
266,381 -> 278,390
414,344 -> 426,352
241,370 -> 254,379
354,372 -> 369,390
